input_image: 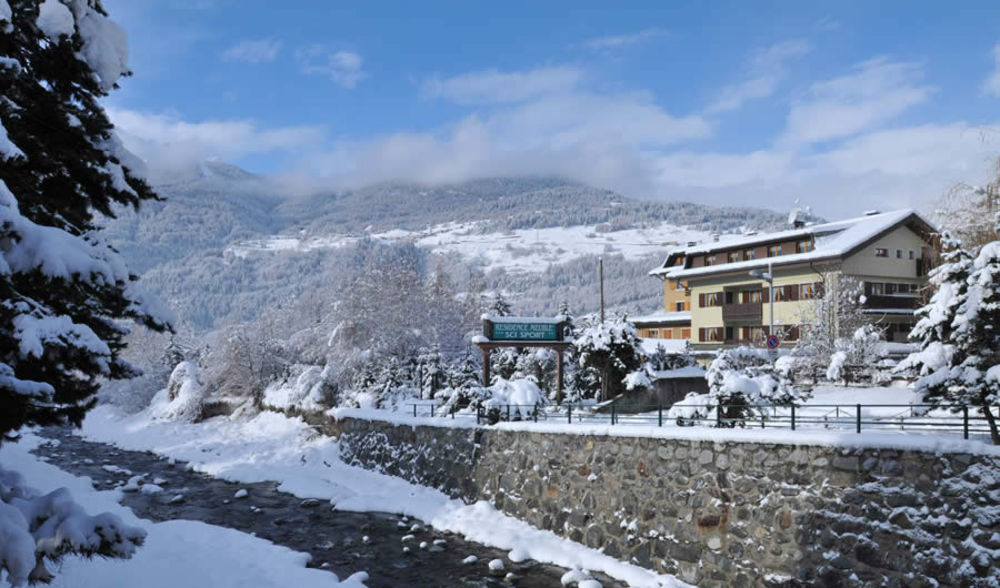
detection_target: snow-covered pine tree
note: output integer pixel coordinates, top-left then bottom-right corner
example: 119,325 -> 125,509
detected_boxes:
490,291 -> 512,317
0,1 -> 170,582
1,0 -> 171,436
572,314 -> 645,401
901,227 -> 1000,443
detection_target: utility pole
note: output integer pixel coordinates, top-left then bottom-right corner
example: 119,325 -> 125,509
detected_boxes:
768,261 -> 774,336
599,257 -> 605,323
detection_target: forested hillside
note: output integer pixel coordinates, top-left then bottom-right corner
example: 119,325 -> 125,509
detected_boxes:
102,162 -> 808,332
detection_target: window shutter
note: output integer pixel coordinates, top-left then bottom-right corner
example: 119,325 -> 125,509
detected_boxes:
762,287 -> 769,303
789,285 -> 799,301
699,293 -> 705,307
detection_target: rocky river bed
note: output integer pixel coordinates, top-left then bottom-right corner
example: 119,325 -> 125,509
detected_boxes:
33,427 -> 624,588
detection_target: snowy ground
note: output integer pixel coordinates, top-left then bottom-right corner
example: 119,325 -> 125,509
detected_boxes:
79,406 -> 689,588
225,221 -> 712,274
0,433 -> 367,588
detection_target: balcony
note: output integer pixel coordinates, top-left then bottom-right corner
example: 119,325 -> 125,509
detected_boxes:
722,301 -> 762,322
863,294 -> 919,310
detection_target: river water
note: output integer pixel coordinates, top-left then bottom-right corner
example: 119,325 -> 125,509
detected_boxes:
33,427 -> 624,588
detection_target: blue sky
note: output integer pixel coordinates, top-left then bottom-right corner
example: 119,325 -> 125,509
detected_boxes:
101,0 -> 1000,217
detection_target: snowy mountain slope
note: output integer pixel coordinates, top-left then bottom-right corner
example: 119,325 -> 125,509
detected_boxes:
105,162 -> 806,331
225,220 -> 715,275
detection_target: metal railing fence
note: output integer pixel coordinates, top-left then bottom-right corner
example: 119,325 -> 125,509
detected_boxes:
407,402 -> 997,440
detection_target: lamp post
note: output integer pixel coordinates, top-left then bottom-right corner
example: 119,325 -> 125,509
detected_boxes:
748,262 -> 774,340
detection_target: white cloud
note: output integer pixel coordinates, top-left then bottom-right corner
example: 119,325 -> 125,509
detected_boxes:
707,40 -> 811,113
984,43 -> 1000,97
582,28 -> 667,52
422,66 -> 584,104
780,57 -> 933,145
107,108 -> 325,180
648,122 -> 998,216
295,46 -> 365,88
221,39 -> 282,64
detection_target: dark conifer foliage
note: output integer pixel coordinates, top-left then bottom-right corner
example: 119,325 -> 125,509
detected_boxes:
0,0 -> 169,437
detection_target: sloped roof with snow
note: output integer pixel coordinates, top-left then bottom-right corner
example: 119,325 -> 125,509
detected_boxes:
631,310 -> 691,325
650,209 -> 935,281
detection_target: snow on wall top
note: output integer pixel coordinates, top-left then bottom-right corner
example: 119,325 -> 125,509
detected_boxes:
651,209 -> 934,280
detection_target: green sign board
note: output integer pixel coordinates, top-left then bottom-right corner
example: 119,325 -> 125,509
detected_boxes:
491,322 -> 559,341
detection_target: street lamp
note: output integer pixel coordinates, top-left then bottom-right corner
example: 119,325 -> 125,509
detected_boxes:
748,262 -> 774,340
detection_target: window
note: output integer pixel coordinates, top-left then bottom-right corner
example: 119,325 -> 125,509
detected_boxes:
799,282 -> 822,300
796,240 -> 813,253
681,328 -> 691,339
866,282 -> 885,296
909,250 -> 915,260
699,327 -> 724,342
727,251 -> 740,263
725,291 -> 735,305
885,283 -> 897,295
744,326 -> 767,342
767,244 -> 782,257
771,285 -> 792,301
648,329 -> 659,338
705,255 -> 717,266
875,247 -> 889,257
699,292 -> 723,307
674,301 -> 686,312
744,249 -> 756,261
741,289 -> 763,303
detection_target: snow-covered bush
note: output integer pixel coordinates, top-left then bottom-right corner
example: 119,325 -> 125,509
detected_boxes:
704,347 -> 806,426
648,341 -> 696,371
667,391 -> 713,424
0,465 -> 146,585
262,364 -> 337,412
825,324 -> 888,385
481,378 -> 544,420
149,361 -> 205,421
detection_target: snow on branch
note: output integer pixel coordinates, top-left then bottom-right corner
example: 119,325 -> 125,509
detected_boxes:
0,465 -> 145,585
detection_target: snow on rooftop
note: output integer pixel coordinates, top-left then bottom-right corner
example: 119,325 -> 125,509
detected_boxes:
481,315 -> 566,324
631,310 -> 691,324
652,209 -> 932,280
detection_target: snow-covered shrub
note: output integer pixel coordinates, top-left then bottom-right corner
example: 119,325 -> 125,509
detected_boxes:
482,378 -> 544,420
825,324 -> 888,385
704,347 -> 806,426
623,368 -> 653,393
262,364 -> 337,412
648,341 -> 696,371
0,465 -> 145,585
667,391 -> 713,424
149,361 -> 205,421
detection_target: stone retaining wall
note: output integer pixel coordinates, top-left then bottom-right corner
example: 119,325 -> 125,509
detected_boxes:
314,413 -> 1000,588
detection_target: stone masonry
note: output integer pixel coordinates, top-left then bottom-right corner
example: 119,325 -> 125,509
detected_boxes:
308,413 -> 1000,587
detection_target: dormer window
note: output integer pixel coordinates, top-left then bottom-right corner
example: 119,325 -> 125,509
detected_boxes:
875,248 -> 889,258
705,255 -> 717,266
744,249 -> 755,261
796,240 -> 813,253
727,251 -> 740,263
767,244 -> 781,257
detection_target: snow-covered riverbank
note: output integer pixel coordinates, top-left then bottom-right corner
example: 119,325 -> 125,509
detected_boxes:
79,405 -> 689,588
